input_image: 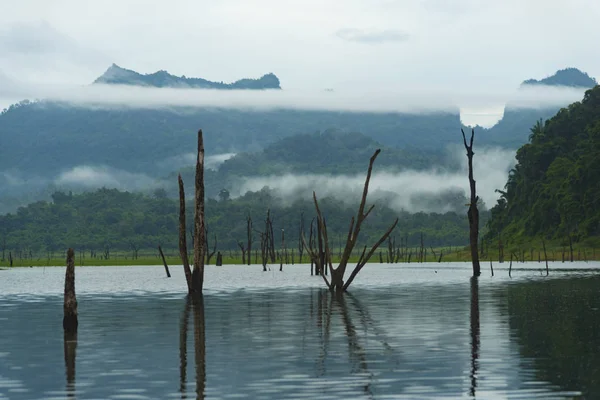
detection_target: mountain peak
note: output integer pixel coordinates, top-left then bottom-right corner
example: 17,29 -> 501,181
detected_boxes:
93,64 -> 281,90
521,68 -> 597,88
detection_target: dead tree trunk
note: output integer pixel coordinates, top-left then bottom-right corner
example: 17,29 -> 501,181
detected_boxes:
237,241 -> 246,264
204,226 -> 217,265
158,245 -> 171,278
63,248 -> 78,333
178,175 -> 193,292
301,149 -> 398,293
298,213 -> 305,264
542,238 -> 549,276
462,128 -> 481,277
568,234 -> 574,262
178,130 -> 206,294
280,228 -> 285,272
246,216 -> 252,266
192,130 -> 206,292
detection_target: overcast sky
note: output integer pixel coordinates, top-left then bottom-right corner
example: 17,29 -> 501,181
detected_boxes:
1,0 -> 599,125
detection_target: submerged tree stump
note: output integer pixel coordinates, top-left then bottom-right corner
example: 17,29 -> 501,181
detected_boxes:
63,248 -> 78,333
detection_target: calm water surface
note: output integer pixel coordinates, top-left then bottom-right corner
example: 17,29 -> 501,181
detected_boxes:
1,262 -> 599,399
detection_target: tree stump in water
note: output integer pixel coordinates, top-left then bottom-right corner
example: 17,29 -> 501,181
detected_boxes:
63,248 -> 78,333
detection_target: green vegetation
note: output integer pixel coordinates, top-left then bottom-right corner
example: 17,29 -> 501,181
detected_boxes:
486,85 -> 600,243
0,187 -> 478,262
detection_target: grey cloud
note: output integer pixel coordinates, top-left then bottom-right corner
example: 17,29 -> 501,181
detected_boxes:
335,28 -> 410,43
0,80 -> 586,118
55,165 -> 165,191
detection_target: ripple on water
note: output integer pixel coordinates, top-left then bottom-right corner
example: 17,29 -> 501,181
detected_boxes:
0,263 -> 598,399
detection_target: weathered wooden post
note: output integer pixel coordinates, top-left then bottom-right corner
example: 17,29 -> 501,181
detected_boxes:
462,128 -> 481,277
63,248 -> 78,332
216,251 -> 223,266
63,248 -> 78,397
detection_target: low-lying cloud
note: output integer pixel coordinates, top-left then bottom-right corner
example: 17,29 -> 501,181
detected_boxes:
0,78 -> 588,117
232,146 -> 516,213
55,165 -> 165,192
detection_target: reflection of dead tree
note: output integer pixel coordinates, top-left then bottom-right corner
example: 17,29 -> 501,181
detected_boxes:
179,297 -> 192,398
469,277 -> 480,397
178,295 -> 205,400
302,150 -> 398,292
462,128 -> 481,277
192,296 -> 206,400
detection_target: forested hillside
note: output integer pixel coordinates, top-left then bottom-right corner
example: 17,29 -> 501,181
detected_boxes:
0,188 -> 479,255
486,85 -> 600,241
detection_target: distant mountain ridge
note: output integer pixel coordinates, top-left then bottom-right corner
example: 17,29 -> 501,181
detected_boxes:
93,63 -> 281,89
521,67 -> 597,88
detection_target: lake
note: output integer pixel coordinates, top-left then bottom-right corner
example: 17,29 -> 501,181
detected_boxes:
1,262 -> 599,399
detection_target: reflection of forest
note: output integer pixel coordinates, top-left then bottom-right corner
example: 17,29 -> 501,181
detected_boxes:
7,277 -> 596,399
499,275 -> 600,398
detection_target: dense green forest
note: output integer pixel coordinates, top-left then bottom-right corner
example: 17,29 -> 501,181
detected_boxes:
486,85 -> 600,242
0,187 -> 481,256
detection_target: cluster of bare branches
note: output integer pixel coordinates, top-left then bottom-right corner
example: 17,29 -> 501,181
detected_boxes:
301,149 -> 398,293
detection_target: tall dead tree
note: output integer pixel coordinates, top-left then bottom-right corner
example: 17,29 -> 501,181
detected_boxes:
178,175 -> 193,292
302,149 -> 398,292
192,130 -> 206,292
178,130 -> 206,294
462,128 -> 481,277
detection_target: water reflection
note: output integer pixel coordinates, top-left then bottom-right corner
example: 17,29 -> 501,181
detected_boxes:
1,265 -> 599,399
192,295 -> 206,400
179,297 -> 191,398
63,330 -> 77,398
179,295 -> 206,400
500,276 -> 600,398
469,277 -> 480,397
